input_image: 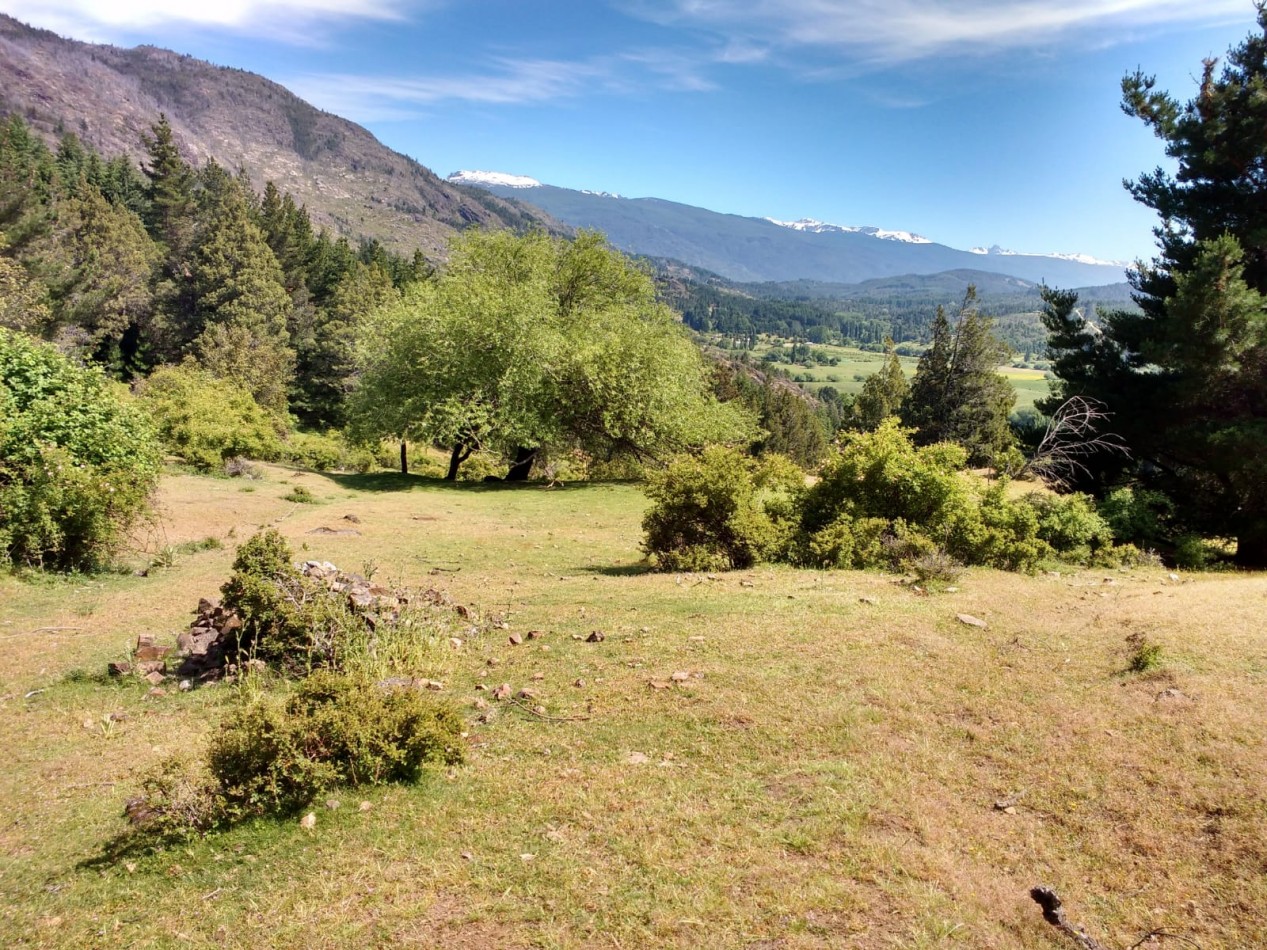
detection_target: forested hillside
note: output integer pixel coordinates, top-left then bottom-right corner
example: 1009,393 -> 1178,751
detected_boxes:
0,14 -> 557,256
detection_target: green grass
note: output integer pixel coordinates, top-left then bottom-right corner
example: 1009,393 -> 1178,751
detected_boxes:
2,465 -> 1265,947
746,341 -> 1052,411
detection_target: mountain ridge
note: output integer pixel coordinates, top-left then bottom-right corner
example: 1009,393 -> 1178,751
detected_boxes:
0,14 -> 558,256
447,169 -> 1130,287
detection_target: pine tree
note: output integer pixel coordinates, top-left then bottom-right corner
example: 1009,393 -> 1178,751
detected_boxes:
854,336 -> 908,430
1044,11 -> 1267,565
901,287 -> 1015,463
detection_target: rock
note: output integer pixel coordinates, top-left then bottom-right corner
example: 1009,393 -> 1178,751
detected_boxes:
670,671 -> 692,682
325,799 -> 340,810
526,630 -> 543,640
473,698 -> 489,710
107,661 -> 132,677
179,680 -> 192,692
486,657 -> 499,666
859,596 -> 879,605
508,633 -> 524,646
956,613 -> 988,629
359,801 -> 372,812
516,687 -> 539,700
449,637 -> 463,650
648,680 -> 672,690
146,687 -> 167,698
144,670 -> 166,686
492,683 -> 513,701
342,514 -> 362,524
573,678 -> 586,688
424,680 -> 444,691
300,812 -> 316,829
585,631 -> 605,643
134,636 -> 171,662
137,660 -> 166,675
197,598 -> 215,614
531,672 -> 545,681
1155,687 -> 1193,705
626,752 -> 650,765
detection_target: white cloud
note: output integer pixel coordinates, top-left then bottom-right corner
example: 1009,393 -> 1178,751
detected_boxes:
0,0 -> 412,43
631,0 -> 1253,63
286,49 -> 718,120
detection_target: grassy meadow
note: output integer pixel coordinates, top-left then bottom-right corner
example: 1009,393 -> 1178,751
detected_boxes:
745,342 -> 1051,411
1,465 -> 1265,948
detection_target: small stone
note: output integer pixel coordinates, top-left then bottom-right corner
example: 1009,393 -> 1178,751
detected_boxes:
460,851 -> 474,861
179,679 -> 192,692
648,680 -> 672,690
359,801 -> 372,812
740,580 -> 754,587
486,657 -> 499,666
688,636 -> 705,642
956,613 -> 988,629
573,678 -> 586,688
533,705 -> 547,716
517,687 -> 539,700
520,853 -> 535,862
945,586 -> 960,593
325,799 -> 340,810
147,687 -> 167,698
859,596 -> 879,605
531,672 -> 545,681
449,638 -> 463,650
508,633 -> 524,646
107,661 -> 131,677
475,683 -> 488,691
526,630 -> 543,640
492,683 -> 513,701
424,680 -> 444,691
300,812 -> 316,829
626,751 -> 650,765
670,671 -> 691,682
473,698 -> 489,710
585,631 -> 605,643
144,670 -> 166,686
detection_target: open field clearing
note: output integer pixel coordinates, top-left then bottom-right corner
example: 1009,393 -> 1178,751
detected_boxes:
743,343 -> 1050,411
1,466 -> 1265,948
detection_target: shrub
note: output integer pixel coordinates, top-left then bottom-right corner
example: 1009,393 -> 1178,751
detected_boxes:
282,485 -> 317,504
642,447 -> 801,571
137,363 -> 283,471
1099,487 -> 1174,550
218,529 -> 310,668
1026,491 -> 1118,564
0,329 -> 161,571
128,671 -> 463,836
281,430 -> 375,473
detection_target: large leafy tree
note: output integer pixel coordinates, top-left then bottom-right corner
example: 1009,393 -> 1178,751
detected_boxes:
853,336 -> 908,430
350,230 -> 753,479
901,287 -> 1014,464
1042,10 -> 1267,565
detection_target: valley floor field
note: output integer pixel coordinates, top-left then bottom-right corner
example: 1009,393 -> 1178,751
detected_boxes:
1,466 -> 1264,948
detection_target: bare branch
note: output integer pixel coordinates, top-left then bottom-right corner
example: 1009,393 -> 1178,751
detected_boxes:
1015,396 -> 1130,489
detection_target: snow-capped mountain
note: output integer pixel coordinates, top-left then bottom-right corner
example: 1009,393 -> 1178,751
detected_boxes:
969,244 -> 1129,268
767,218 -> 932,245
447,171 -> 1129,287
448,170 -> 542,189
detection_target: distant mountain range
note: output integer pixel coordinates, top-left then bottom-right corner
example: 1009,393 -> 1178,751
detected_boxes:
447,170 -> 1131,288
0,15 -> 557,255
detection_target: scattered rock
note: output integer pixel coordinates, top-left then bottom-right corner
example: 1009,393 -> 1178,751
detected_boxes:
508,633 -> 524,646
648,680 -> 672,690
473,698 -> 489,710
178,680 -> 192,692
531,672 -> 545,681
573,678 -> 586,688
460,851 -> 474,861
107,661 -> 132,677
585,631 -> 605,643
359,801 -> 372,812
146,687 -> 166,698
325,799 -> 340,810
625,752 -> 650,765
526,630 -> 543,640
956,613 -> 988,629
492,684 -> 513,701
517,687 -> 539,700
858,596 -> 878,606
1155,687 -> 1193,705
342,514 -> 361,524
300,812 -> 316,829
306,526 -> 360,536
449,637 -> 463,650
670,671 -> 692,682
144,670 -> 166,686
486,657 -> 499,667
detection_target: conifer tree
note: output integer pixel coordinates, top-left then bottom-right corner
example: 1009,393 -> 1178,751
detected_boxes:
854,337 -> 908,430
902,287 -> 1014,463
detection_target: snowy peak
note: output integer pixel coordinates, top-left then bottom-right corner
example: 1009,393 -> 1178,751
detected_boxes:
766,217 -> 932,245
448,170 -> 541,189
969,244 -> 1128,268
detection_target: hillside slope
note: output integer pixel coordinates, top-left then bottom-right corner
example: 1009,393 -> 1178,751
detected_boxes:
0,15 -> 556,255
452,176 -> 1130,287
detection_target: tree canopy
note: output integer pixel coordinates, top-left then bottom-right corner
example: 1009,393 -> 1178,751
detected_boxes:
349,230 -> 754,479
1042,10 -> 1267,565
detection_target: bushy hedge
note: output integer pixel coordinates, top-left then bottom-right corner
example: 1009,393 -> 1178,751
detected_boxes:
642,447 -> 802,571
643,421 -> 1135,575
129,670 -> 463,836
137,363 -> 283,471
0,329 -> 160,570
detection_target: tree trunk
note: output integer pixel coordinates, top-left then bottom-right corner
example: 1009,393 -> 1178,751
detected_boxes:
400,440 -> 408,475
1234,520 -> 1267,568
505,446 -> 537,482
445,441 -> 472,481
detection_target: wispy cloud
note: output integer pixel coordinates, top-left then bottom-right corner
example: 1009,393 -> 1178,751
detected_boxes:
287,49 -> 718,121
1,0 -> 413,44
629,0 -> 1252,64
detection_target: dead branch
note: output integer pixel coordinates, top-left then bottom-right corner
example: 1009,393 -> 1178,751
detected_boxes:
1015,396 -> 1130,490
1030,887 -> 1108,950
508,698 -> 592,722
1128,931 -> 1202,950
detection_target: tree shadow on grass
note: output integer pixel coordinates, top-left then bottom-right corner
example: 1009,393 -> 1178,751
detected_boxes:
322,472 -> 632,495
583,562 -> 655,577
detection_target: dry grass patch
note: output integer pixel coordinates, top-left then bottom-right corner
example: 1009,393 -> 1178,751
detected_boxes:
1,465 -> 1264,947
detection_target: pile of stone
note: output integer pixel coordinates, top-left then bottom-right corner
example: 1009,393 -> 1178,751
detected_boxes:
110,560 -> 469,685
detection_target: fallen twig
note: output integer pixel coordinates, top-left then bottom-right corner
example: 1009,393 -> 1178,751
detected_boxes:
508,698 -> 591,722
1128,931 -> 1202,950
1030,887 -> 1107,950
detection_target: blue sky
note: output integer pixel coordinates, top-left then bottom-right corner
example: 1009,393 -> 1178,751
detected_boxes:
2,1 -> 1256,262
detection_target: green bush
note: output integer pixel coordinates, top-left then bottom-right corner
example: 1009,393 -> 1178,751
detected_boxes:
281,430 -> 376,473
1099,487 -> 1174,550
642,447 -> 801,571
1026,491 -> 1118,564
0,329 -> 161,570
218,529 -> 311,668
138,363 -> 283,471
129,671 -> 463,836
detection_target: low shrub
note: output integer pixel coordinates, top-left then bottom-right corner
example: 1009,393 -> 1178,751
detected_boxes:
0,329 -> 161,571
127,671 -> 463,836
281,430 -> 376,473
282,485 -> 317,504
1099,487 -> 1174,550
137,363 -> 283,471
642,447 -> 801,571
